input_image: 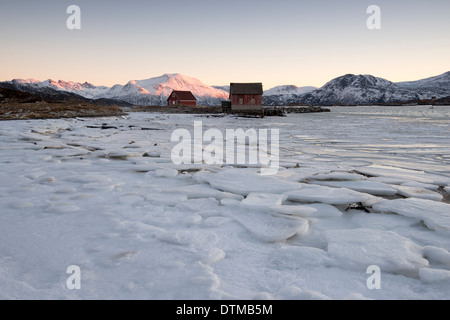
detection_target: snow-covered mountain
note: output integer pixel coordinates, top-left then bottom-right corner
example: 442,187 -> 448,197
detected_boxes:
396,71 -> 450,99
10,78 -> 110,99
398,71 -> 450,90
263,85 -> 318,106
264,85 -> 317,96
296,74 -> 420,106
104,74 -> 230,106
212,85 -> 230,93
264,72 -> 450,106
5,74 -> 230,106
2,71 -> 449,107
293,73 -> 450,106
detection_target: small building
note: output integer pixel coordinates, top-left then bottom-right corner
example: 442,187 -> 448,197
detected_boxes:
167,90 -> 197,107
229,83 -> 263,111
221,100 -> 232,113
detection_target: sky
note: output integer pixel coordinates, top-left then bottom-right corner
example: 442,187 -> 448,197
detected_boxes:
0,0 -> 449,89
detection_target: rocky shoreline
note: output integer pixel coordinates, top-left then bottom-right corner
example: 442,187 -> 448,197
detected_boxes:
0,87 -> 125,120
261,106 -> 331,117
1,87 -> 332,120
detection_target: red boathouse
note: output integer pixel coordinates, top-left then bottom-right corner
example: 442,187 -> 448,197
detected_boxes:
229,83 -> 263,111
167,90 -> 197,107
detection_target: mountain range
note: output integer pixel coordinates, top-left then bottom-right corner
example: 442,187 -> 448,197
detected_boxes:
279,72 -> 450,106
1,72 -> 449,107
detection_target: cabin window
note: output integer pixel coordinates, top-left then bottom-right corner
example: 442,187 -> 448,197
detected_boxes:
172,93 -> 176,97
239,98 -> 244,105
251,98 -> 256,105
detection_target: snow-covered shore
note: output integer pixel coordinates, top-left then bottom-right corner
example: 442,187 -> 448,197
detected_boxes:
0,106 -> 449,300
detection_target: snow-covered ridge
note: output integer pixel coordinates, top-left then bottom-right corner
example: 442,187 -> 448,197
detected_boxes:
11,78 -> 110,100
10,74 -> 230,106
293,72 -> 450,106
264,85 -> 317,96
5,71 -> 450,106
397,71 -> 450,90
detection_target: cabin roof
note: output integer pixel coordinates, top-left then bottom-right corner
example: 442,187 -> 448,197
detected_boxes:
168,90 -> 197,101
230,83 -> 263,95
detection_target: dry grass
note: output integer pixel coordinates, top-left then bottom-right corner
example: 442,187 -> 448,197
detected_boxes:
0,101 -> 126,120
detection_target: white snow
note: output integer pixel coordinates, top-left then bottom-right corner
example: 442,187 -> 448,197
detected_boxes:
391,185 -> 443,201
154,168 -> 179,178
400,181 -> 440,191
310,180 -> 398,196
284,184 -> 370,205
309,172 -> 367,181
242,193 -> 287,206
221,205 -> 310,243
373,198 -> 450,234
264,85 -> 317,96
206,169 -> 302,196
275,286 -> 330,300
269,245 -> 330,269
356,165 -> 450,187
304,203 -> 343,218
165,184 -> 244,201
323,228 -> 429,277
1,106 -> 450,300
419,268 -> 450,283
423,246 -> 450,267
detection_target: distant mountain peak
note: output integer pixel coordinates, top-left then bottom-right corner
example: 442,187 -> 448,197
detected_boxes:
321,74 -> 394,91
397,71 -> 450,92
166,72 -> 182,77
264,85 -> 317,96
12,78 -> 41,84
294,72 -> 450,106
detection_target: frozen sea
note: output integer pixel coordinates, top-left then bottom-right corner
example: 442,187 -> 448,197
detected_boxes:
0,105 -> 449,300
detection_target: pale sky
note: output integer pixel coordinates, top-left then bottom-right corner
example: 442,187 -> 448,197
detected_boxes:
1,0 -> 449,89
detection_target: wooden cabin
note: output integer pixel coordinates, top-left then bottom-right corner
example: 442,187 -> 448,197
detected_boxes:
229,83 -> 263,111
167,90 -> 197,107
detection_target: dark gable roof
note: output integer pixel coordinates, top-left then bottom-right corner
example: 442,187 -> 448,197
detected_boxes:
230,83 -> 263,95
168,90 -> 197,101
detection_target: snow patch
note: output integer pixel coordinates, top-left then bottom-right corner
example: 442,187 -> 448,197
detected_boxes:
373,198 -> 450,234
324,228 -> 428,277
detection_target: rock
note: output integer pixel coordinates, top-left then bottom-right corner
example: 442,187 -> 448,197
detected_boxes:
143,151 -> 161,158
